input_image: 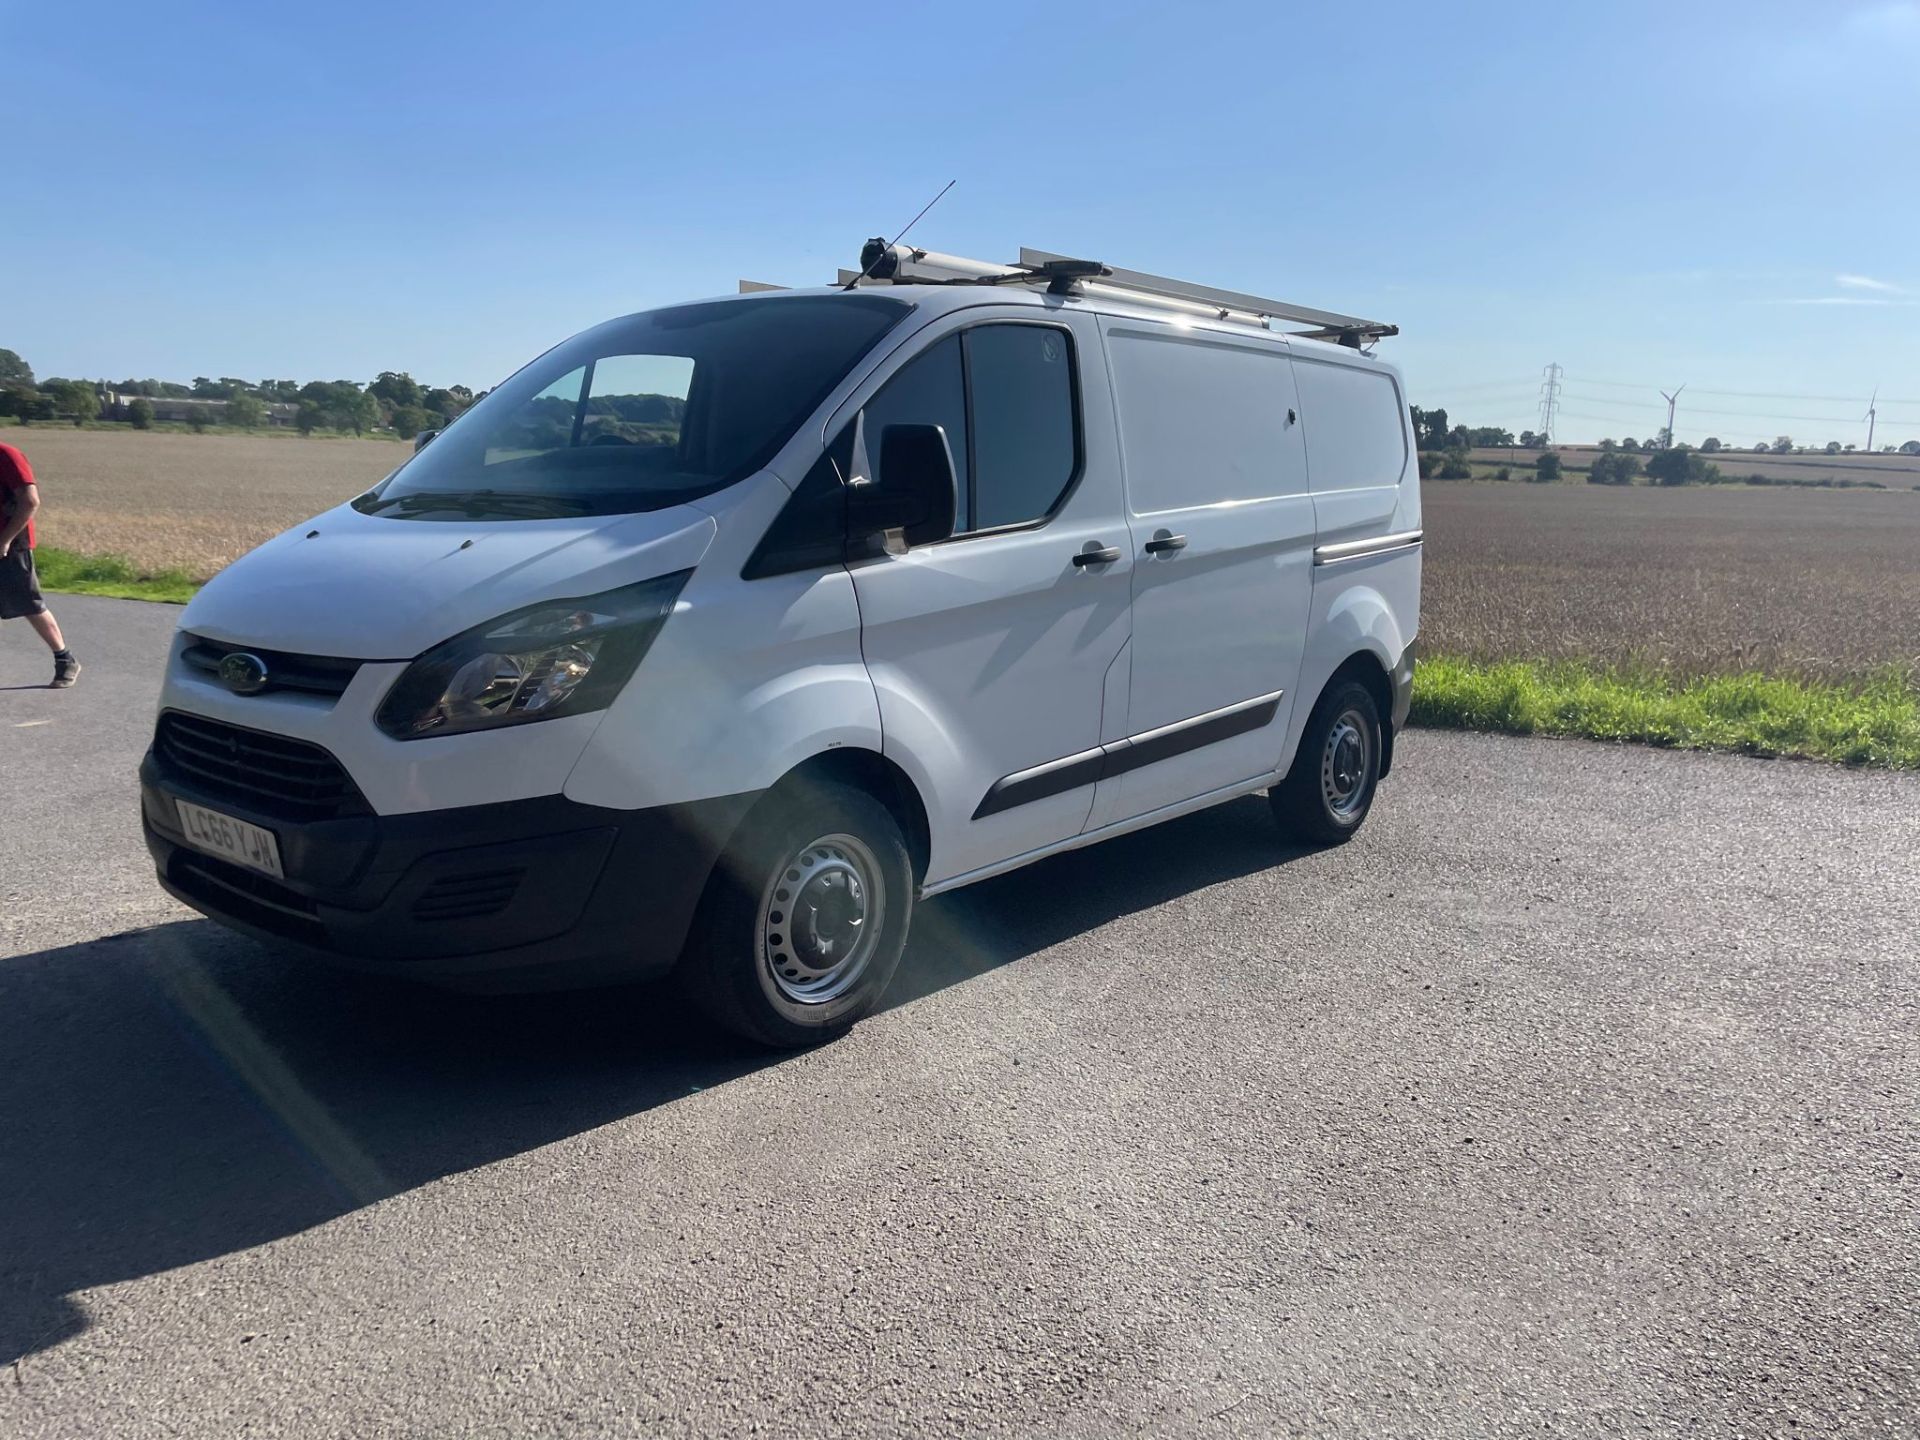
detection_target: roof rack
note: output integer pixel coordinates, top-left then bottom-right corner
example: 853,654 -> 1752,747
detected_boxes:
834,241 -> 1397,348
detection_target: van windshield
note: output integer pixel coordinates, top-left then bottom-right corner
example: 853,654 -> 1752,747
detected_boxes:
355,294 -> 909,521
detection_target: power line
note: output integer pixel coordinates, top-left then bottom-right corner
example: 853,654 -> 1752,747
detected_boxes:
1561,390 -> 1913,427
1551,410 -> 1896,448
1571,376 -> 1920,406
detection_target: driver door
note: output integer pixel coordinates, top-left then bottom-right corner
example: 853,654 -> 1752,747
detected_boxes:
843,309 -> 1133,889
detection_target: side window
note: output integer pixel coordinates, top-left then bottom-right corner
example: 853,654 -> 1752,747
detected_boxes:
862,335 -> 968,497
481,354 -> 694,464
966,325 -> 1076,530
859,323 -> 1078,536
579,354 -> 693,450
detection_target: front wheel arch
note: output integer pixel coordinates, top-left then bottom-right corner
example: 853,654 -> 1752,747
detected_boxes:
759,747 -> 931,890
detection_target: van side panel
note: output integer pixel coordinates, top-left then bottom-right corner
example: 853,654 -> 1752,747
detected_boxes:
563,471 -> 882,812
1090,318 -> 1313,826
1277,353 -> 1421,777
1294,350 -> 1416,542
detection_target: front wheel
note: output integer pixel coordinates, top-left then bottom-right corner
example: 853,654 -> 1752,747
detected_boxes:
1269,679 -> 1383,846
678,781 -> 913,1048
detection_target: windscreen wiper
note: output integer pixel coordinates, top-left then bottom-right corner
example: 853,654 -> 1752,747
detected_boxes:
364,489 -> 592,519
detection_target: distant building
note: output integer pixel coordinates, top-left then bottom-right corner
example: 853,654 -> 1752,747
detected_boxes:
100,392 -> 300,426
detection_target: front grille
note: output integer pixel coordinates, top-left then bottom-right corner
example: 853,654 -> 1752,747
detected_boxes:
155,711 -> 369,821
170,851 -> 327,944
411,868 -> 526,923
181,634 -> 365,698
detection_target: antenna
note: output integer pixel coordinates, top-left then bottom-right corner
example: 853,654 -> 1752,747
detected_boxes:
1865,388 -> 1879,453
842,180 -> 956,291
1659,384 -> 1685,448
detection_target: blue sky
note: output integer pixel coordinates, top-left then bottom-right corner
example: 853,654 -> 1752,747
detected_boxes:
4,0 -> 1917,446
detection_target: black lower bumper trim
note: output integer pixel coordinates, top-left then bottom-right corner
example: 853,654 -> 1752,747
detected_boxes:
1390,638 -> 1418,732
142,749 -> 758,989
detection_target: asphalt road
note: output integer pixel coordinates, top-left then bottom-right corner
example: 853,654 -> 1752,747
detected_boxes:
3,594 -> 1917,1439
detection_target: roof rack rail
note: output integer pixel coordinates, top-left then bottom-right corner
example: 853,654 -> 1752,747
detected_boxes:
836,241 -> 1396,348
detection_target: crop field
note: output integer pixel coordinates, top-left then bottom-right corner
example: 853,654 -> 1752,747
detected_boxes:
14,429 -> 1920,687
1420,481 -> 1920,683
16,428 -> 401,574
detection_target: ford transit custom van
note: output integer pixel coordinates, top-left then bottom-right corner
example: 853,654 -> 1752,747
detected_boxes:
142,243 -> 1422,1046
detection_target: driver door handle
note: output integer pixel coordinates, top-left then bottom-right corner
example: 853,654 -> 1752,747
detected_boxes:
1072,544 -> 1122,567
1144,533 -> 1188,554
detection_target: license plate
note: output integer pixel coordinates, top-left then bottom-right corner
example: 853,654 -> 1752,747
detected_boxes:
175,800 -> 284,878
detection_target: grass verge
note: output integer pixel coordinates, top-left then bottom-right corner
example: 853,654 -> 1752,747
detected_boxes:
24,548 -> 1920,770
33,546 -> 203,604
1412,655 -> 1920,769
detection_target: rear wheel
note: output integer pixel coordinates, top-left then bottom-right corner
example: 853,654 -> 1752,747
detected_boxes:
678,781 -> 913,1048
1269,679 -> 1383,845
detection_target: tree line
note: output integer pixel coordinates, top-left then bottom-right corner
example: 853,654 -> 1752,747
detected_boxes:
1598,433 -> 1919,457
0,347 -> 479,440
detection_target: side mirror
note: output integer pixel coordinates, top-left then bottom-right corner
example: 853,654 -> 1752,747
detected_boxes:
413,428 -> 440,453
848,423 -> 958,552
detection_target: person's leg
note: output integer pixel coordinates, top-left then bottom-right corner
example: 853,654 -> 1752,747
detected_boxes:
26,608 -> 65,653
8,552 -> 79,686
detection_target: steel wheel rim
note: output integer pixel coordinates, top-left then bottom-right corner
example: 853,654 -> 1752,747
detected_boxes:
758,832 -> 886,1006
1320,709 -> 1371,820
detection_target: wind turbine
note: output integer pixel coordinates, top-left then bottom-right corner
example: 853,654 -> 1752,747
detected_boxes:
1865,388 -> 1879,454
1659,384 -> 1685,449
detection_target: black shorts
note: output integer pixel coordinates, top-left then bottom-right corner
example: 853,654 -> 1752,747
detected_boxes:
0,546 -> 47,620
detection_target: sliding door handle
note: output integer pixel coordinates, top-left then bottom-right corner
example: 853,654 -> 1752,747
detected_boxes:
1143,532 -> 1188,554
1071,544 -> 1122,567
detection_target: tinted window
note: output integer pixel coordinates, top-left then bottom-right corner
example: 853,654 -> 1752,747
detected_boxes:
966,325 -> 1076,530
861,334 -> 968,498
859,324 -> 1077,536
357,294 -> 908,521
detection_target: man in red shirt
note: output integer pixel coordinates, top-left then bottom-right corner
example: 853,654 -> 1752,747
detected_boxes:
0,441 -> 80,687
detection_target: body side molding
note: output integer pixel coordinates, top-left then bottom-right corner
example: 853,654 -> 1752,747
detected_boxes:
1312,529 -> 1423,566
972,691 -> 1284,820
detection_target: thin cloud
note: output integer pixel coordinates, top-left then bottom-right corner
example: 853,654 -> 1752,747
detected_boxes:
1766,296 -> 1918,307
1845,1 -> 1920,38
1836,273 -> 1906,294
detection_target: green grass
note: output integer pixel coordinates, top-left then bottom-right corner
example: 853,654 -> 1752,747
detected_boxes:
1413,655 -> 1920,768
33,546 -> 202,604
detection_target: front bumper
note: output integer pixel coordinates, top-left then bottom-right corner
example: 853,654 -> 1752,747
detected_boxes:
142,749 -> 757,990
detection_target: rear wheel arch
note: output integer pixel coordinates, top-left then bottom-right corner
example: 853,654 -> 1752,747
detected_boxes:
1322,649 -> 1397,777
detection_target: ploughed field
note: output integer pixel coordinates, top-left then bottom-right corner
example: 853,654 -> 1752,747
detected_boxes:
18,428 -> 1920,684
1420,481 -> 1920,683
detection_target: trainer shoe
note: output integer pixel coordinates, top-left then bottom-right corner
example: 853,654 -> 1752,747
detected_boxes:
51,653 -> 80,688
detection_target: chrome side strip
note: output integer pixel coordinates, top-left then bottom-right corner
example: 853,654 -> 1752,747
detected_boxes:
1313,529 -> 1424,566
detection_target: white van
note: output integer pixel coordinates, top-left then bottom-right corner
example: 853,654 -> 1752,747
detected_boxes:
141,243 -> 1421,1047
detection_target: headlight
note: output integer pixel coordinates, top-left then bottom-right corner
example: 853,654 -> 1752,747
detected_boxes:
376,571 -> 691,740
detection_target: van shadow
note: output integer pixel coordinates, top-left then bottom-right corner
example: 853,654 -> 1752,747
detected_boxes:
0,794 -> 1299,1364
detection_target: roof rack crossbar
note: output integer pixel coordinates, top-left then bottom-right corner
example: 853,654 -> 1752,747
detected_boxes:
1018,249 -> 1394,340
828,241 -> 1396,345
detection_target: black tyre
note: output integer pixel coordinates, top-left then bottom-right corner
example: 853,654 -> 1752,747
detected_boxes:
1269,679 -> 1383,846
678,780 -> 914,1048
